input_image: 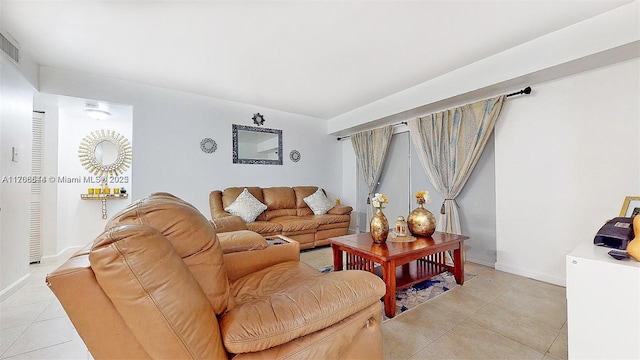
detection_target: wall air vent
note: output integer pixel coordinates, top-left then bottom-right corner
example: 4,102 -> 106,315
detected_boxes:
0,32 -> 20,64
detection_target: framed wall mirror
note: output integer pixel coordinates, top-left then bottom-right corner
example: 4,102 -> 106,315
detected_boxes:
78,129 -> 132,176
232,124 -> 283,165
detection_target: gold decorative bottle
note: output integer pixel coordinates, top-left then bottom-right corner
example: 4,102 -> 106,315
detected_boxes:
370,208 -> 389,244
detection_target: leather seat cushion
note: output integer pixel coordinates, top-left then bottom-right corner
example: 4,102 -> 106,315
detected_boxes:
269,217 -> 319,232
247,221 -> 282,234
220,261 -> 385,353
301,214 -> 350,226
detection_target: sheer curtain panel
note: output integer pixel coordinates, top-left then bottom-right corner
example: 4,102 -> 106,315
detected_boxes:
351,125 -> 394,226
409,96 -> 504,234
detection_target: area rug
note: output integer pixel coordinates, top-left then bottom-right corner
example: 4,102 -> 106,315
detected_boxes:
318,266 -> 474,318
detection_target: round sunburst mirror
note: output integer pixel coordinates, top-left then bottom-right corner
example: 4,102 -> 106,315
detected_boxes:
78,129 -> 132,176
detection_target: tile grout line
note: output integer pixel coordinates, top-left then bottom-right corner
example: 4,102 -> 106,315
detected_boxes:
403,272 -> 496,360
0,277 -> 56,359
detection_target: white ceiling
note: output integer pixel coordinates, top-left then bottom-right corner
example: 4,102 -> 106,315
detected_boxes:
1,0 -> 632,119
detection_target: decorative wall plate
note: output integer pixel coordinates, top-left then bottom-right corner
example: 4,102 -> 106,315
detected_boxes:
200,138 -> 217,153
289,150 -> 301,162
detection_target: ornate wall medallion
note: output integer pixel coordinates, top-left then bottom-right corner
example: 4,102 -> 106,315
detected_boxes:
252,113 -> 265,126
200,138 -> 217,153
289,150 -> 301,162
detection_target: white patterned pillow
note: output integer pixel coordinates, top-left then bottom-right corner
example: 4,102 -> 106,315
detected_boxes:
303,188 -> 335,215
224,188 -> 267,223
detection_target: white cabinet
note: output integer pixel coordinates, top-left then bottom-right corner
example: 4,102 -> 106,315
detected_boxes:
566,244 -> 640,359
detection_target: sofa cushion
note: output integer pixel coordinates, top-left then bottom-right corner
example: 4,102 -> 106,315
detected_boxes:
269,217 -> 318,233
247,221 -> 283,235
90,224 -> 227,359
221,261 -> 386,353
293,186 -> 319,216
217,230 -> 268,254
303,188 -> 335,215
262,187 -> 297,220
105,192 -> 231,315
302,214 -> 351,226
225,188 -> 267,223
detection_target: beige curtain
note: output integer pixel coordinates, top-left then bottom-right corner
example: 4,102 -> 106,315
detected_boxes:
351,125 -> 394,226
409,96 -> 505,234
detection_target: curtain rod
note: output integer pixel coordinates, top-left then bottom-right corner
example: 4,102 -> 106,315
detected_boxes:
336,121 -> 407,141
336,86 -> 532,141
505,86 -> 532,97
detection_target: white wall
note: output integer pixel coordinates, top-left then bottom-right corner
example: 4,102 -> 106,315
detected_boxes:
495,58 -> 640,286
0,56 -> 34,299
38,67 -> 344,220
55,101 -> 133,254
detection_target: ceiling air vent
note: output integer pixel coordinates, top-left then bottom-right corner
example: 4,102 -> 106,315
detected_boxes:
0,32 -> 20,64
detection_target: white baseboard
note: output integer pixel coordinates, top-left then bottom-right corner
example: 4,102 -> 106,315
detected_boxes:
494,261 -> 566,287
40,245 -> 84,265
465,258 -> 495,268
0,273 -> 31,302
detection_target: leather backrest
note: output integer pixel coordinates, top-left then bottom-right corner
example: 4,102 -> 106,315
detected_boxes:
46,243 -> 151,359
293,186 -> 319,216
106,192 -> 231,314
262,187 -> 297,220
90,224 -> 227,359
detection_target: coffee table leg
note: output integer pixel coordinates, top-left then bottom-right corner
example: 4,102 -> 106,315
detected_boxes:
453,247 -> 464,284
381,260 -> 397,318
332,245 -> 343,271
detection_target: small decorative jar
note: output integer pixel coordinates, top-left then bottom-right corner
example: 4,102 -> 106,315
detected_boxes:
370,208 -> 389,244
103,187 -> 110,194
88,188 -> 94,195
395,216 -> 407,237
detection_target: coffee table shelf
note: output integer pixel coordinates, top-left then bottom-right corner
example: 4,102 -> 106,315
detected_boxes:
374,257 -> 450,290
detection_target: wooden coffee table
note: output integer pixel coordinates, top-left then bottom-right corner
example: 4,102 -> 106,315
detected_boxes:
329,232 -> 468,318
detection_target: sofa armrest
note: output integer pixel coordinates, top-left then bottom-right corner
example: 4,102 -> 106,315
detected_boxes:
328,205 -> 353,215
209,190 -> 231,219
217,230 -> 268,254
211,215 -> 247,233
223,241 -> 300,282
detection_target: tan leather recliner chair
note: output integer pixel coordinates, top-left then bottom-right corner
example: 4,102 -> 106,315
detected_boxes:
46,193 -> 386,359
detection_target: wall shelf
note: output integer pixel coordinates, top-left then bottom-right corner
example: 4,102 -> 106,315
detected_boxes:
80,194 -> 128,200
80,193 -> 129,218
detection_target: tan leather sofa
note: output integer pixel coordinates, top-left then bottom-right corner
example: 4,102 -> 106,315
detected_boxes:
46,193 -> 385,359
210,186 -> 353,249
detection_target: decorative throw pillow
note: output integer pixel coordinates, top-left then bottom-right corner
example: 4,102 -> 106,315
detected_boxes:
224,188 -> 267,223
303,188 -> 335,215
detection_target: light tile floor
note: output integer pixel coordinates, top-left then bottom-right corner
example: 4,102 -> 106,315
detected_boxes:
0,247 -> 568,360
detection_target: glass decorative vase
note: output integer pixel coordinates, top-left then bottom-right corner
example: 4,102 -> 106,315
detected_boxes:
370,208 -> 389,244
407,203 -> 436,237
